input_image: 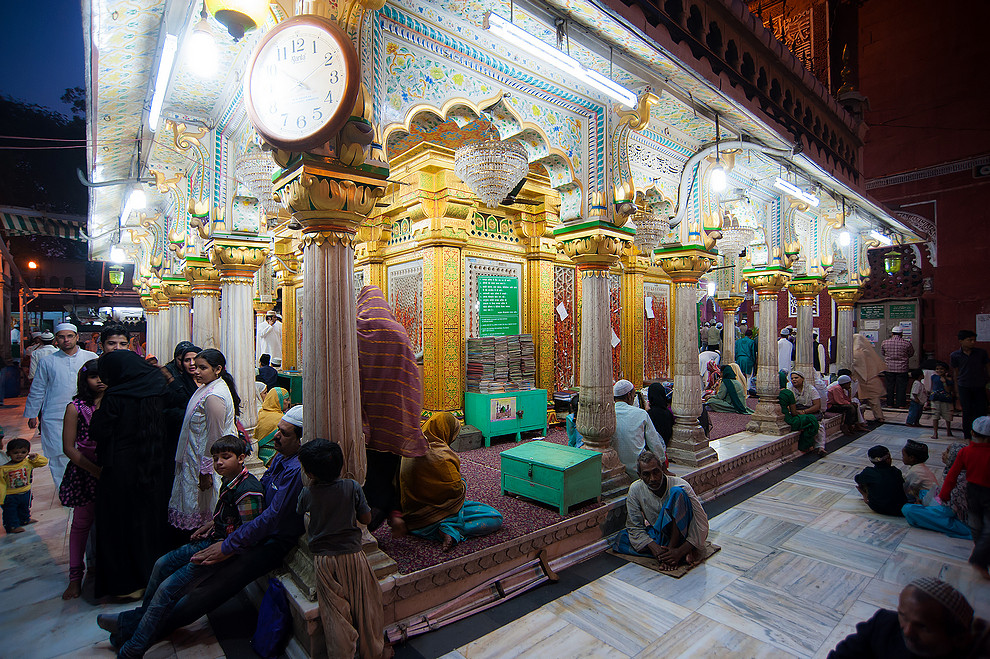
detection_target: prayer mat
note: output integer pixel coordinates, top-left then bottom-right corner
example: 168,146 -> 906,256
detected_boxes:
606,541 -> 721,578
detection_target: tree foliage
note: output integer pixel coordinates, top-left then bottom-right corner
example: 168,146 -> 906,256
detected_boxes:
0,93 -> 87,214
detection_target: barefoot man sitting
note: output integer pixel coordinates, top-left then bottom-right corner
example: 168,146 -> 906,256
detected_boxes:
611,450 -> 709,569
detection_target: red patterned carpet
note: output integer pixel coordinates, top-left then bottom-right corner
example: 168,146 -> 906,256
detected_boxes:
374,405 -> 758,574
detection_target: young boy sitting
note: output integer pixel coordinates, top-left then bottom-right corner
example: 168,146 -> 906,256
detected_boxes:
902,440 -> 939,503
100,435 -> 264,657
1,438 -> 48,534
297,439 -> 386,659
855,445 -> 908,516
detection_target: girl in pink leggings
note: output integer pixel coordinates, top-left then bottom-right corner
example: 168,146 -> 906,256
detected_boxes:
58,359 -> 104,599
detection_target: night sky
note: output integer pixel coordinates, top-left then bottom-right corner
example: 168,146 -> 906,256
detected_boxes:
0,1 -> 85,116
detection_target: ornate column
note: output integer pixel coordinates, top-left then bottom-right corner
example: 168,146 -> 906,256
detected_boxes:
162,276 -> 192,351
829,286 -> 863,371
714,295 -> 745,364
185,256 -> 221,349
788,277 -> 827,376
744,268 -> 793,434
208,235 -> 270,429
273,244 -> 301,370
656,247 -> 718,466
557,222 -> 635,491
274,160 -> 387,483
152,284 -> 171,361
516,208 -> 558,401
620,246 -> 648,389
253,297 -> 276,361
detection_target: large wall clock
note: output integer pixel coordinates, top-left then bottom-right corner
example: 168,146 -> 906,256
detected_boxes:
244,15 -> 360,152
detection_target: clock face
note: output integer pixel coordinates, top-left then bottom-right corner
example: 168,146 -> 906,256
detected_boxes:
245,16 -> 359,151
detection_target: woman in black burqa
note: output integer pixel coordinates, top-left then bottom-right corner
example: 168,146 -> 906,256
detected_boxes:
91,350 -> 171,599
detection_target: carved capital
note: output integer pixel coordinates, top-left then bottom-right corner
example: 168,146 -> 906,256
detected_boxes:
559,232 -> 627,270
274,160 -> 387,226
253,298 -> 276,314
787,276 -> 827,303
208,234 -> 270,283
743,267 -> 793,295
151,285 -> 170,311
161,276 -> 191,304
714,295 -> 745,314
655,247 -> 717,283
184,256 -> 221,293
828,285 -> 863,308
139,295 -> 157,313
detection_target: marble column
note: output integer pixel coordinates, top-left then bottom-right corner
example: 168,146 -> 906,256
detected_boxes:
162,276 -> 192,354
657,247 -> 718,466
714,295 -> 745,365
829,286 -> 863,371
788,277 -> 827,377
209,234 -> 270,429
558,224 -> 634,491
186,256 -> 221,349
744,268 -> 792,434
153,287 -> 172,362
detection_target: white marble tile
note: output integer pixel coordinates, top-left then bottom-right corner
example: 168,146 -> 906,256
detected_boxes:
735,496 -> 828,525
743,550 -> 870,613
759,481 -> 848,508
781,527 -> 892,577
458,608 -> 626,659
699,577 -> 843,657
811,600 -> 883,659
609,561 -> 738,610
857,577 -> 905,611
709,509 -> 804,547
877,547 -> 975,589
635,611 -> 799,659
897,526 -> 973,561
805,510 -> 908,551
705,533 -> 775,575
439,652 -> 468,659
546,574 -> 692,655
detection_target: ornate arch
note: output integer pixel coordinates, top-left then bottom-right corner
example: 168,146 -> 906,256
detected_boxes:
382,94 -> 584,221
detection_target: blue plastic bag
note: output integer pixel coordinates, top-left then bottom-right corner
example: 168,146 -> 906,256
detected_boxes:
251,577 -> 292,658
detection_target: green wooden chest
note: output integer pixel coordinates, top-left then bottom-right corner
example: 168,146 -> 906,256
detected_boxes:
500,441 -> 602,515
464,389 -> 549,446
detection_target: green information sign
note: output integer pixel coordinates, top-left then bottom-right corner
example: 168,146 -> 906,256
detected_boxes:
478,275 -> 520,337
889,303 -> 916,319
860,305 -> 885,320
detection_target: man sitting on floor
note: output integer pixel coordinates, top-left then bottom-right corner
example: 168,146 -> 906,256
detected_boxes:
611,450 -> 709,569
854,445 -> 907,516
829,577 -> 990,658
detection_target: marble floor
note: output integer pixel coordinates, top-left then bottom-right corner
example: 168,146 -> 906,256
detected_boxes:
441,423 -> 986,659
0,400 -> 224,659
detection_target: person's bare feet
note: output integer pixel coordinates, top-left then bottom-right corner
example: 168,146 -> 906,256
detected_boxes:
62,581 -> 81,600
26,518 -> 38,524
440,532 -> 456,552
10,527 -> 25,534
388,514 -> 407,538
815,448 -> 827,457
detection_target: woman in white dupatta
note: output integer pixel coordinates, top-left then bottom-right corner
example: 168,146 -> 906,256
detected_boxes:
168,348 -> 239,530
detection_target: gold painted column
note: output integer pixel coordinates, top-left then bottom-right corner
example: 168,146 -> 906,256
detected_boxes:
714,295 -> 745,365
620,247 -> 647,389
209,234 -> 270,429
788,277 -> 827,377
162,276 -> 192,351
744,268 -> 793,434
185,256 -> 221,349
419,231 -> 467,415
275,161 -> 387,483
829,286 -> 863,372
253,297 -> 276,362
558,222 -> 634,492
517,211 -> 557,402
274,246 -> 301,371
657,247 -> 718,467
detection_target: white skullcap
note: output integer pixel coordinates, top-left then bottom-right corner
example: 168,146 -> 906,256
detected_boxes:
282,405 -> 304,429
613,379 -> 634,397
54,322 -> 77,334
31,331 -> 42,338
39,331 -> 54,341
837,375 -> 852,385
780,328 -> 790,336
716,322 -> 723,328
973,416 -> 990,437
892,325 -> 904,334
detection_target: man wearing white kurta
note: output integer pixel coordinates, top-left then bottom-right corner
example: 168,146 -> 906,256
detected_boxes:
612,379 -> 666,479
29,331 -> 58,380
24,323 -> 97,489
777,328 -> 794,374
255,311 -> 283,363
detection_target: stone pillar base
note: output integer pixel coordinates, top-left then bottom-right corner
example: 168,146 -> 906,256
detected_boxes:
599,448 -> 631,497
746,397 -> 791,435
669,421 -> 718,466
363,527 -> 398,579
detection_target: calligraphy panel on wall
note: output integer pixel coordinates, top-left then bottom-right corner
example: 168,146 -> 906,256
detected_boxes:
644,281 -> 671,380
464,257 -> 523,340
387,260 -> 423,354
553,265 -> 575,391
610,274 -> 622,381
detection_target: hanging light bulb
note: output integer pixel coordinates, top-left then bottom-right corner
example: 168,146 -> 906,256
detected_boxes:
188,5 -> 217,77
706,280 -> 716,297
710,164 -> 727,193
839,230 -> 851,246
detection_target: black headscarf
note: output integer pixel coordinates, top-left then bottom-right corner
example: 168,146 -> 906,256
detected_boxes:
93,350 -> 167,471
647,383 -> 674,444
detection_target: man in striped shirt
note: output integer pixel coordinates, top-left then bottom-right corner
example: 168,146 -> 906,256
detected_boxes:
882,326 -> 914,408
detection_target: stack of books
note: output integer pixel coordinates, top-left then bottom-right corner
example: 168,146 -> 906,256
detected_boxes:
465,334 -> 538,393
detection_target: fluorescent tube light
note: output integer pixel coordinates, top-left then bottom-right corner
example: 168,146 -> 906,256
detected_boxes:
484,13 -> 637,108
149,34 -> 179,132
110,247 -> 126,264
773,177 -> 820,207
869,229 -> 892,246
120,187 -> 146,225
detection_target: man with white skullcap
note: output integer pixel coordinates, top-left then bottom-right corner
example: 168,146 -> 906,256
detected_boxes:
612,379 -> 666,479
23,322 -> 97,488
882,325 -> 914,409
101,405 -> 307,647
830,577 -> 989,658
28,331 -> 57,380
778,327 -> 794,374
826,374 -> 868,434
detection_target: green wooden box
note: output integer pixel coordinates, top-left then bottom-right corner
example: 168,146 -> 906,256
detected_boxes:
464,389 -> 549,446
500,441 -> 602,515
275,372 -> 303,405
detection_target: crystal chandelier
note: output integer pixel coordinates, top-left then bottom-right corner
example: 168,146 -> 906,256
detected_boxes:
235,152 -> 279,218
718,210 -> 756,256
631,208 -> 670,254
454,135 -> 529,209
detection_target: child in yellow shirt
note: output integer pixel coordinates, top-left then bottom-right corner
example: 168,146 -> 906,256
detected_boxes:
1,438 -> 49,534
